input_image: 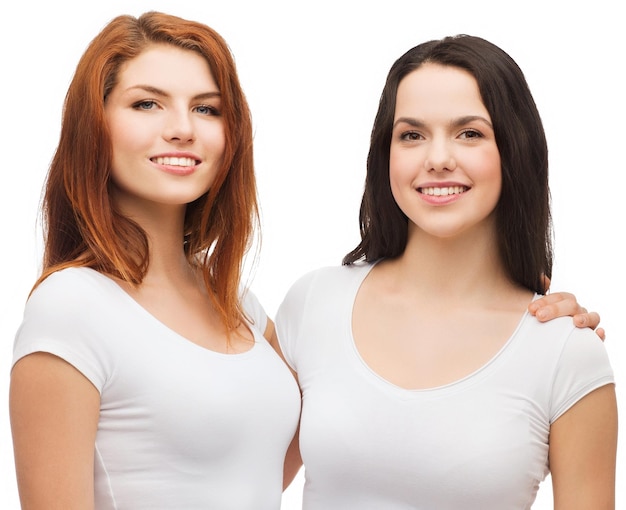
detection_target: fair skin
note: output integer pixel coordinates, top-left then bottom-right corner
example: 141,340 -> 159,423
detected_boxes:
349,63 -> 616,508
9,47 -> 605,508
10,43 -> 258,509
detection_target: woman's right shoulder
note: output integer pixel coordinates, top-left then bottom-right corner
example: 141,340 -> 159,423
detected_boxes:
33,266 -> 106,292
15,267 -> 117,388
287,261 -> 373,292
278,261 -> 374,313
26,267 -> 111,315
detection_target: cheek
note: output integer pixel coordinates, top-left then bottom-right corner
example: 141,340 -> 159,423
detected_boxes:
474,149 -> 502,208
106,118 -> 133,167
107,112 -> 152,156
388,169 -> 409,220
389,146 -> 409,182
106,118 -> 144,188
482,149 -> 502,191
106,112 -> 128,145
203,122 -> 227,159
389,147 -> 418,198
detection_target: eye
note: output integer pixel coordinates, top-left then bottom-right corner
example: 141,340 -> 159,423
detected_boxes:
194,104 -> 221,116
400,131 -> 423,141
132,100 -> 158,111
459,129 -> 483,139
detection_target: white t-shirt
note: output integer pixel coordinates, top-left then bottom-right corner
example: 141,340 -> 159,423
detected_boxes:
275,263 -> 614,510
13,267 -> 301,510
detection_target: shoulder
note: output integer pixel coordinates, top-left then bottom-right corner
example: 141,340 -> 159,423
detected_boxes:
517,314 -> 614,420
274,262 -> 373,356
552,323 -> 614,421
18,267 -> 126,351
552,322 -> 613,378
26,267 -> 116,320
28,267 -> 105,305
282,262 -> 374,301
520,312 -> 603,351
31,267 -> 111,300
14,268 -> 119,388
517,313 -> 608,363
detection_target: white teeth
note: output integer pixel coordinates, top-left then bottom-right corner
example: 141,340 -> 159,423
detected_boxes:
419,186 -> 467,196
153,156 -> 196,167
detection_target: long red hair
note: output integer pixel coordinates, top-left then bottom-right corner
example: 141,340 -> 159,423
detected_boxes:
36,11 -> 258,331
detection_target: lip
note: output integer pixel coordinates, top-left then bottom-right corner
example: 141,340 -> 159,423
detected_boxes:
150,152 -> 201,176
416,182 -> 470,206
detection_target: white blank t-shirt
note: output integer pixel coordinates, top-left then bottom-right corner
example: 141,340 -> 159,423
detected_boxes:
276,263 -> 614,510
13,267 -> 301,510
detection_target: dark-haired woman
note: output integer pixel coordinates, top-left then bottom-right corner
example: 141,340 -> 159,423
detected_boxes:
274,35 -> 616,509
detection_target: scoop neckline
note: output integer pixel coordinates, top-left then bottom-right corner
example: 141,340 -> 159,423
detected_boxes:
83,267 -> 260,358
347,261 -> 536,395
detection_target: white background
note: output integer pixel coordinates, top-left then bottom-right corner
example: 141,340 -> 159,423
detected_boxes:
1,1 -> 623,508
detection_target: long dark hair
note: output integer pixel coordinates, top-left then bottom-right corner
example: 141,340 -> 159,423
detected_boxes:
343,35 -> 552,293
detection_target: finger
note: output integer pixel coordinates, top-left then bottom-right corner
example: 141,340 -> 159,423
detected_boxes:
530,294 -> 586,320
535,305 -> 591,322
572,313 -> 605,340
530,292 -> 577,308
573,311 -> 601,330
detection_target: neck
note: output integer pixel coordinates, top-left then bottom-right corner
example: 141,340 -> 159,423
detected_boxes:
119,200 -> 193,284
387,222 -> 514,302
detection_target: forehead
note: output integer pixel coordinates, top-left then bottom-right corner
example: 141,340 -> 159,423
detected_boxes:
115,44 -> 218,91
395,63 -> 488,119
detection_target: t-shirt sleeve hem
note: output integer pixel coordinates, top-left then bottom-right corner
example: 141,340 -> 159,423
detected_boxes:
550,375 -> 615,423
12,341 -> 105,393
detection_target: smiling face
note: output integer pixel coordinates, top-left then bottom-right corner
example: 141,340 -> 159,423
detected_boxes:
389,63 -> 502,241
104,44 -> 225,217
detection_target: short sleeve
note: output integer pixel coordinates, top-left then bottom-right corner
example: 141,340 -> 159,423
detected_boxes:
12,269 -> 113,392
550,327 -> 615,422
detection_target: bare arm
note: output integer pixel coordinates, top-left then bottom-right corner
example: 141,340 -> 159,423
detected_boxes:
264,319 -> 304,489
528,292 -> 605,340
10,352 -> 100,510
549,384 -> 618,510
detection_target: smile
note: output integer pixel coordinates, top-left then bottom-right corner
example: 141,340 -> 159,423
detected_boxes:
151,156 -> 199,167
418,186 -> 469,196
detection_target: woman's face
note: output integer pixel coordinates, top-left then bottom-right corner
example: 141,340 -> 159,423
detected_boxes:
104,44 -> 225,217
389,63 -> 501,241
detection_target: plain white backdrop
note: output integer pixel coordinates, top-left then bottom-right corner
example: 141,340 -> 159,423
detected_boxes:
1,1 -> 623,508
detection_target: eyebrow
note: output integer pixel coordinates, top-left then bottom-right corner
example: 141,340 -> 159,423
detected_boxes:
393,115 -> 493,130
125,85 -> 221,101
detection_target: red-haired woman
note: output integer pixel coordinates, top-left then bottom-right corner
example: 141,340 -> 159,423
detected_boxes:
9,12 -> 300,510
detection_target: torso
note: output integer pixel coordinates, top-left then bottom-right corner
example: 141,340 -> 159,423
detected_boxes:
275,263 -> 612,510
14,267 -> 301,510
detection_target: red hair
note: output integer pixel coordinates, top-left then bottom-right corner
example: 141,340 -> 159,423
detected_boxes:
36,11 -> 258,331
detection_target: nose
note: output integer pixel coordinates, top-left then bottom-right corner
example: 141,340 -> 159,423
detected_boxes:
424,138 -> 456,172
163,109 -> 195,144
